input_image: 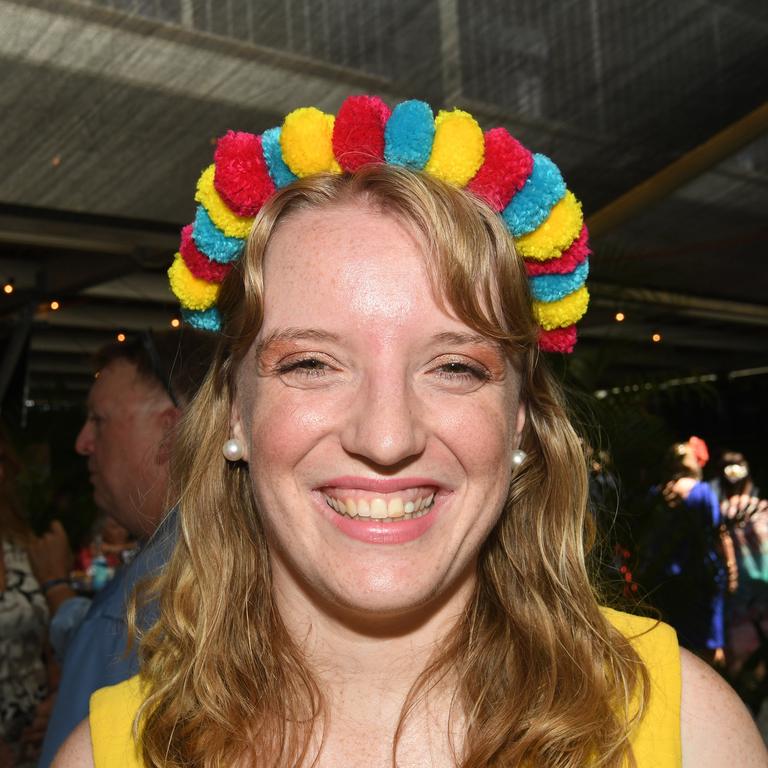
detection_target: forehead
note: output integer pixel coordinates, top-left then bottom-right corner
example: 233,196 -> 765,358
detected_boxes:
267,201 -> 423,277
89,359 -> 150,408
261,202 -> 444,331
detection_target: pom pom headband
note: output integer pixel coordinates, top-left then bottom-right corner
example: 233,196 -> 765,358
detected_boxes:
168,95 -> 590,352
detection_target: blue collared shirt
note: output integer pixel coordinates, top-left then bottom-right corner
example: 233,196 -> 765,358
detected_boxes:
49,596 -> 92,664
39,512 -> 176,766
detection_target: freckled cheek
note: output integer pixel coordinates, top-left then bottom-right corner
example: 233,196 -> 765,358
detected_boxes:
249,394 -> 342,465
431,403 -> 513,470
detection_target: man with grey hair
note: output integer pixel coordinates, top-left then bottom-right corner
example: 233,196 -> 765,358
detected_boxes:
35,329 -> 216,766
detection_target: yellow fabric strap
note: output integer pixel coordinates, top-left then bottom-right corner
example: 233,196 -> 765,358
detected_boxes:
89,609 -> 681,767
601,607 -> 682,768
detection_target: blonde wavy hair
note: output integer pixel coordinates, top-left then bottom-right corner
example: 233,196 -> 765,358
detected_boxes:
134,165 -> 648,767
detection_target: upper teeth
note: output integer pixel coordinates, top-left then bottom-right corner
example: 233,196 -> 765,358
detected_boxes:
324,493 -> 435,521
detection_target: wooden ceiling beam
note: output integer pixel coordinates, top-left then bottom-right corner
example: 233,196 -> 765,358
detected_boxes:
587,102 -> 768,238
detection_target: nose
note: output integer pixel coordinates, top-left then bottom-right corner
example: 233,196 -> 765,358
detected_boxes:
340,369 -> 427,468
75,420 -> 94,456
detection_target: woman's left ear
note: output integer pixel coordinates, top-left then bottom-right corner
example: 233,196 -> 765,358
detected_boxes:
514,400 -> 526,446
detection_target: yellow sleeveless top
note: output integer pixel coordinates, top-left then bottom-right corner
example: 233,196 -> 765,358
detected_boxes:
89,608 -> 681,767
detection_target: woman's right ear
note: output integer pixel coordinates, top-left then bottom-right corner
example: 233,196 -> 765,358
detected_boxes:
227,401 -> 250,463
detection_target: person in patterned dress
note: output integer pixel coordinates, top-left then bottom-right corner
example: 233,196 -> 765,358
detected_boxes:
0,423 -> 51,767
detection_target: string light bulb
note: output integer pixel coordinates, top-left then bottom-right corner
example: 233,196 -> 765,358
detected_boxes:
614,312 -> 625,322
652,333 -> 662,343
3,281 -> 14,295
170,317 -> 180,328
50,300 -> 60,310
117,332 -> 126,343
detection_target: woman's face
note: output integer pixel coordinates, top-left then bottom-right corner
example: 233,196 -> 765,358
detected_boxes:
232,200 -> 525,620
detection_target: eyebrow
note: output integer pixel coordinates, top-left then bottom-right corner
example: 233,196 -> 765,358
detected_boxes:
254,328 -> 502,361
429,331 -> 501,350
254,328 -> 341,358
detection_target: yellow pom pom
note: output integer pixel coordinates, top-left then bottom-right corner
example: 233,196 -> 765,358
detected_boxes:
168,253 -> 220,311
195,165 -> 254,239
516,191 -> 583,261
424,109 -> 484,186
533,286 -> 589,330
280,107 -> 342,177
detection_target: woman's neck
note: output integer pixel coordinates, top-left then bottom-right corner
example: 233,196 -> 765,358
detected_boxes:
284,584 -> 470,679
270,563 -> 474,765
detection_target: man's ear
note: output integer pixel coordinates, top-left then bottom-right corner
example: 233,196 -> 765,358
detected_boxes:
156,407 -> 181,466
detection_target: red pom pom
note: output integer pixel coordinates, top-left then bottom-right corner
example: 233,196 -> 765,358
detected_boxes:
467,128 -> 534,211
538,325 -> 577,353
524,224 -> 590,276
332,95 -> 391,172
213,131 -> 275,217
180,224 -> 232,283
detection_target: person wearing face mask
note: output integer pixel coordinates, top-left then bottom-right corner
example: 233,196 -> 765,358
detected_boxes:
54,97 -> 765,768
35,330 -> 216,767
709,451 -> 768,696
711,451 -> 763,520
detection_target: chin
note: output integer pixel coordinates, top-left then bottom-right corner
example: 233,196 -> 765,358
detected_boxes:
317,563 -> 468,627
92,490 -> 109,513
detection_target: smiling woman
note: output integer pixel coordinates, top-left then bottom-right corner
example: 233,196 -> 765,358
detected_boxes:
53,97 -> 765,768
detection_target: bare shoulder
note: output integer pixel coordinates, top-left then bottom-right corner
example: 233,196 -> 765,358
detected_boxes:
51,717 -> 95,768
680,648 -> 767,767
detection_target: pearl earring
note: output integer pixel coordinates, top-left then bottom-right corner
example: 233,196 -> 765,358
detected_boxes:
511,449 -> 527,470
222,438 -> 244,462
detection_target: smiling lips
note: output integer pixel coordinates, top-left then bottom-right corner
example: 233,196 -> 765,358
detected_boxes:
317,478 -> 445,544
322,487 -> 436,522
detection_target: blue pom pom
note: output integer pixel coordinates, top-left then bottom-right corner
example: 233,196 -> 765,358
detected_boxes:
192,206 -> 244,264
182,306 -> 222,332
262,127 -> 298,188
384,100 -> 435,169
529,259 -> 589,303
502,154 -> 566,237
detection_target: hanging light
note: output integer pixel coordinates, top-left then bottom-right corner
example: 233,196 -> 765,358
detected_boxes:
117,332 -> 126,343
3,280 -> 14,295
614,311 -> 625,322
50,300 -> 60,310
170,317 -> 180,328
652,333 -> 662,343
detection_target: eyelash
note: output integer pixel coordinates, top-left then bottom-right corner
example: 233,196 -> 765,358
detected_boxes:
434,361 -> 491,382
275,357 -> 491,383
276,357 -> 330,378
